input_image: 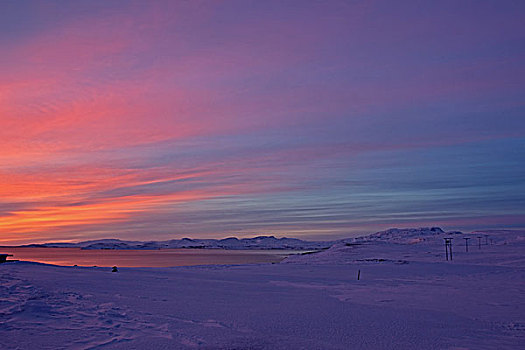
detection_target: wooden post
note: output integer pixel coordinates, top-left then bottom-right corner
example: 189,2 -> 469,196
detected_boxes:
463,237 -> 471,252
444,238 -> 453,261
357,269 -> 360,280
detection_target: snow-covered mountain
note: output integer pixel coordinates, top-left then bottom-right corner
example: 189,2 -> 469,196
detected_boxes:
11,227 -> 470,250
16,236 -> 334,250
351,227 -> 462,244
284,228 -> 525,265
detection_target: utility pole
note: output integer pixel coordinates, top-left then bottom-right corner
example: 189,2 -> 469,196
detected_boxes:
444,238 -> 453,261
463,237 -> 471,252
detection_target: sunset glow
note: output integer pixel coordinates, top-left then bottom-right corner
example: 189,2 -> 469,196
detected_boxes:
1,1 -> 524,244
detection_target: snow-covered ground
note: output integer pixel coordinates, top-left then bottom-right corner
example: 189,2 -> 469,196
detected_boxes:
1,228 -> 524,349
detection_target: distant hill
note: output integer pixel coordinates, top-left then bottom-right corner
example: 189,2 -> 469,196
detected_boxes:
353,227 -> 463,244
12,236 -> 335,250
6,227 -> 471,250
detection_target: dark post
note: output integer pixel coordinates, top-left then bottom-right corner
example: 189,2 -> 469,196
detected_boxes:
444,238 -> 453,261
477,236 -> 482,249
357,269 -> 361,280
463,237 -> 471,252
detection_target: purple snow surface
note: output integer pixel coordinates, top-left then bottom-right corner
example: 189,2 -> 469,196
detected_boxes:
1,229 -> 524,349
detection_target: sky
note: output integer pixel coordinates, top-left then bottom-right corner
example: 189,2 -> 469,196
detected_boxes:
1,0 -> 524,245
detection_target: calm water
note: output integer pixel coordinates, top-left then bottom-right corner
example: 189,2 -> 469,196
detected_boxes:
1,248 -> 310,267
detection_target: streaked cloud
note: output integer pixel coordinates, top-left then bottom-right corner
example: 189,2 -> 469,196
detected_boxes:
1,0 -> 524,244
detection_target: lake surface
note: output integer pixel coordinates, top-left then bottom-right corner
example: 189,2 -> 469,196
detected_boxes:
1,248 -> 311,267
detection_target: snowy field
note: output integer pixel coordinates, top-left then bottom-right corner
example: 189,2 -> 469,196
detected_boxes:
1,229 -> 524,349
